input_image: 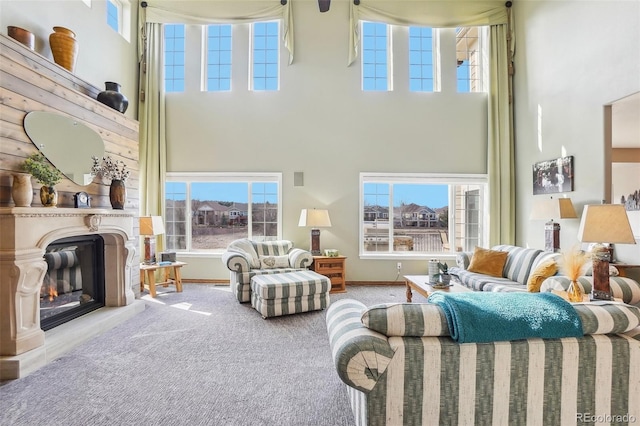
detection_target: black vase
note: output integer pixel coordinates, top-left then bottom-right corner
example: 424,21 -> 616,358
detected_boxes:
97,81 -> 129,113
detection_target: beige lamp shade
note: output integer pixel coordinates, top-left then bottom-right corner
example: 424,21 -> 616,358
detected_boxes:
140,216 -> 165,236
578,204 -> 636,244
530,198 -> 577,220
298,209 -> 332,228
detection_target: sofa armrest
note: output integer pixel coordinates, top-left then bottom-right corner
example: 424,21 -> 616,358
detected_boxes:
326,299 -> 396,393
455,251 -> 473,270
540,275 -> 640,305
221,250 -> 252,273
288,248 -> 313,269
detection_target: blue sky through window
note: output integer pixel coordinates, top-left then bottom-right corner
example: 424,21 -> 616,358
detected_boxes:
253,22 -> 279,91
164,24 -> 185,92
364,183 -> 448,208
207,25 -> 232,91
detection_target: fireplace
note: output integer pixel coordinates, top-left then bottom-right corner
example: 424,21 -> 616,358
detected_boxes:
40,235 -> 106,331
0,208 -> 144,380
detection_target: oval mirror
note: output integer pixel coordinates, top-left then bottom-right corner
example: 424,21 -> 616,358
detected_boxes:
24,111 -> 104,186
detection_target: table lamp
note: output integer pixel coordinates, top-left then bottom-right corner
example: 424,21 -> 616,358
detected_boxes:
577,204 -> 636,300
298,209 -> 332,255
530,197 -> 577,252
140,216 -> 165,265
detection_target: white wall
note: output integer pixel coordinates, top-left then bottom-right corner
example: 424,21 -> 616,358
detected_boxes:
0,0 -> 139,119
165,2 -> 489,280
513,0 -> 640,261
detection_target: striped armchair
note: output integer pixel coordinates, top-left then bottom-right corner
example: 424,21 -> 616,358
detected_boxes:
221,239 -> 314,302
42,248 -> 83,295
327,299 -> 640,426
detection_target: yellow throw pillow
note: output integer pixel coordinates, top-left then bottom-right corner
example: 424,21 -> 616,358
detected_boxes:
527,259 -> 558,292
467,247 -> 508,278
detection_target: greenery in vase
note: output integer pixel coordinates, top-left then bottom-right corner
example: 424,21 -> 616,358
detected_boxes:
21,152 -> 63,186
433,262 -> 450,283
91,156 -> 130,182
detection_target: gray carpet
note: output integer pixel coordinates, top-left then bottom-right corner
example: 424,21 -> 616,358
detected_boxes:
0,283 -> 418,426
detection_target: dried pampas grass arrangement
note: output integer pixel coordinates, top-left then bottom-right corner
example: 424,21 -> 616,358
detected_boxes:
560,246 -> 591,281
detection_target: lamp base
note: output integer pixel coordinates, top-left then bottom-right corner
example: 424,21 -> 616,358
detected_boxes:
544,221 -> 560,252
310,228 -> 321,256
590,245 -> 611,301
143,236 -> 157,265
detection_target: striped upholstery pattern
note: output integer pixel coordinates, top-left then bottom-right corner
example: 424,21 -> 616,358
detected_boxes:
43,249 -> 82,293
541,275 -> 640,305
326,299 -> 640,426
250,270 -> 330,318
451,245 -> 558,293
222,239 -> 314,302
361,303 -> 449,336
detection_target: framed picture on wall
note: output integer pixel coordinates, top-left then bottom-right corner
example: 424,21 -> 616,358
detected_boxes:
532,156 -> 574,195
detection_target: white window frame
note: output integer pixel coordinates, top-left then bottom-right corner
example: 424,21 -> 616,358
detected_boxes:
360,21 -> 393,92
106,0 -> 131,42
165,172 -> 282,256
359,172 -> 488,259
249,20 -> 280,91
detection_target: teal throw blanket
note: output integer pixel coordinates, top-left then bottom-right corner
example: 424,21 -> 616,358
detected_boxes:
427,292 -> 583,343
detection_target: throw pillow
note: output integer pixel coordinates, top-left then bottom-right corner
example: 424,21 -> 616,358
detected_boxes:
467,246 -> 508,278
527,259 -> 558,292
259,255 -> 290,269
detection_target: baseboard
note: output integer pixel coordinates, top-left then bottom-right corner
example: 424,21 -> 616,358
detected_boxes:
182,279 -> 404,287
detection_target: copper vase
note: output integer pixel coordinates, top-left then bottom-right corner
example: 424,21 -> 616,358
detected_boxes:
109,179 -> 126,210
8,26 -> 35,50
49,26 -> 78,72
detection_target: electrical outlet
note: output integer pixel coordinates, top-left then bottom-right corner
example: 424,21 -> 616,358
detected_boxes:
397,262 -> 402,271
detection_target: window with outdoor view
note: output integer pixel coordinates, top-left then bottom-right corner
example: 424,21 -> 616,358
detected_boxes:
360,173 -> 487,256
456,26 -> 488,93
206,24 -> 232,91
409,26 -> 434,92
362,21 -> 390,91
164,24 -> 185,92
165,173 -> 281,253
252,21 -> 279,91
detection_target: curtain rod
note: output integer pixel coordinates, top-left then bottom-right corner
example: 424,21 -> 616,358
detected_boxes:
141,0 -> 287,6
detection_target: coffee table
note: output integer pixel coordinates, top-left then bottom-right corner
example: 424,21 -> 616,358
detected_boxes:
404,275 -> 471,302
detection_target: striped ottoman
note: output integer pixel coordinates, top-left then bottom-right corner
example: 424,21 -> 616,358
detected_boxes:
250,270 -> 331,318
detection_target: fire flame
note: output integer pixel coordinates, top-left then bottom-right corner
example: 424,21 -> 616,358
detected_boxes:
42,284 -> 58,302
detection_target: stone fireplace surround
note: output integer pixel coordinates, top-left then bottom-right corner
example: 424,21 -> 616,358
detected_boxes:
0,207 -> 144,380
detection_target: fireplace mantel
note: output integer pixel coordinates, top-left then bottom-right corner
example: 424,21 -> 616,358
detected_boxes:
0,207 -> 143,380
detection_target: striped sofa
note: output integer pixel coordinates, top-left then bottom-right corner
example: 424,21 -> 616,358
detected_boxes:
222,239 -> 314,303
449,245 -> 640,305
327,299 -> 640,426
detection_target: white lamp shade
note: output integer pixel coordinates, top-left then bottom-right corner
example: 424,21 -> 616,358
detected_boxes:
530,198 -> 577,220
140,216 -> 165,236
298,209 -> 332,228
578,204 -> 636,244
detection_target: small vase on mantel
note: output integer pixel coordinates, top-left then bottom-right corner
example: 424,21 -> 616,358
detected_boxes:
97,82 -> 129,113
11,173 -> 33,207
49,26 -> 78,72
109,179 -> 126,209
40,186 -> 58,208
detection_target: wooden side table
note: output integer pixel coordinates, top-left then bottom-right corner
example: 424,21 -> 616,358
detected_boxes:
311,256 -> 347,293
612,263 -> 640,278
140,261 -> 186,298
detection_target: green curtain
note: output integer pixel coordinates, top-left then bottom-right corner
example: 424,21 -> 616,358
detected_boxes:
348,0 -> 515,246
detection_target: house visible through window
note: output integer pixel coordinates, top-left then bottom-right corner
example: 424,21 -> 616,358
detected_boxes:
206,24 -> 232,91
252,22 -> 279,91
164,24 -> 185,92
360,173 -> 487,257
165,173 -> 282,253
456,26 -> 488,93
362,21 -> 390,91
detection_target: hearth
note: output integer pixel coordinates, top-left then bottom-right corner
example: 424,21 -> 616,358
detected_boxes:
40,235 -> 106,331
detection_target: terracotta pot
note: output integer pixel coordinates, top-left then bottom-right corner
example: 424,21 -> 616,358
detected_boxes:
109,179 -> 126,209
49,26 -> 78,72
8,26 -> 35,50
40,185 -> 58,207
11,173 -> 33,207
